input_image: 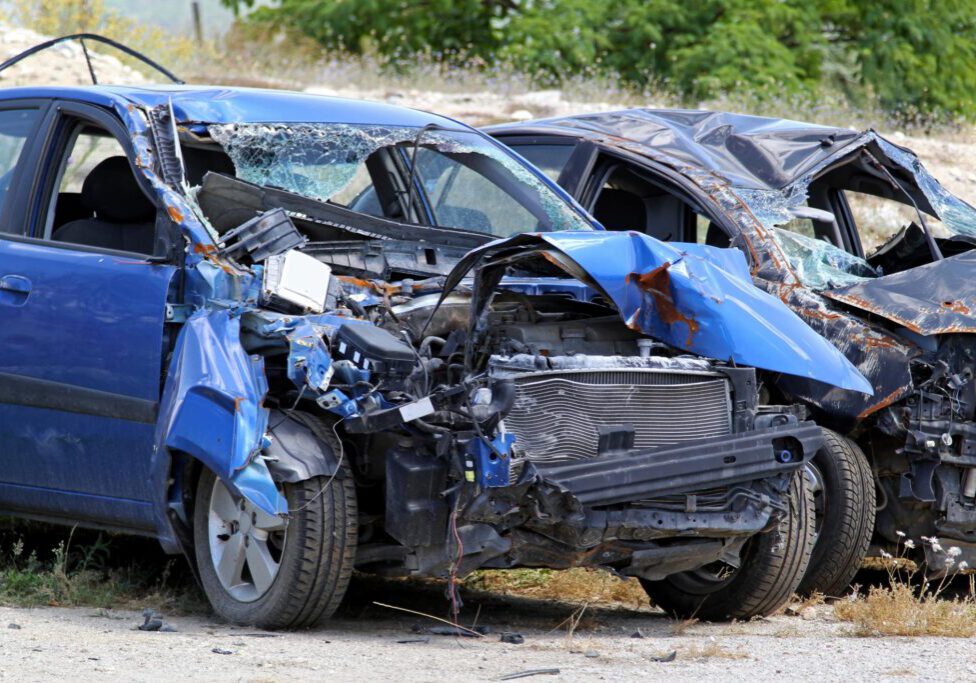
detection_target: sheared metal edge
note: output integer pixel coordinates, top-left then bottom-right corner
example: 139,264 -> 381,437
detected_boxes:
575,131 -> 918,424
441,231 -> 872,394
153,309 -> 283,516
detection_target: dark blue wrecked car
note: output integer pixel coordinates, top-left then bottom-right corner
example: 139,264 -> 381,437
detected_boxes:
0,40 -> 870,626
490,108 -> 976,596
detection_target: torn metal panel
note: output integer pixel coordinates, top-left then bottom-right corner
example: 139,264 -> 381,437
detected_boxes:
823,250 -> 976,335
155,309 -> 285,517
443,231 -> 872,393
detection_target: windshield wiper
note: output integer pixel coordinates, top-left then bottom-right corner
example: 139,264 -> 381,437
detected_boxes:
863,149 -> 943,262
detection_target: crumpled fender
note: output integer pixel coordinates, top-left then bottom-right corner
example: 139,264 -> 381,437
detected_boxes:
443,231 -> 872,394
824,250 -> 976,335
155,309 -> 286,517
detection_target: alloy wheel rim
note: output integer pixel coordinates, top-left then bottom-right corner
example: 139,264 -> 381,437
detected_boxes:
804,462 -> 825,539
207,478 -> 287,602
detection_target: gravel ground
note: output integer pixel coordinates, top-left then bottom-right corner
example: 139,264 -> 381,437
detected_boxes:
0,578 -> 972,682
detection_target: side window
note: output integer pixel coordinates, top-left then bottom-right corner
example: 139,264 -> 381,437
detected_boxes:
58,130 -> 126,193
506,144 -> 574,182
44,124 -> 157,255
413,146 -> 539,235
0,108 -> 41,231
844,189 -> 947,254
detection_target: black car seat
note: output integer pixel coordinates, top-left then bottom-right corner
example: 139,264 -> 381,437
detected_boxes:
53,156 -> 156,254
593,188 -> 648,232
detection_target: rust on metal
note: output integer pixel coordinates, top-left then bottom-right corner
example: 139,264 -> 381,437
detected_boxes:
628,262 -> 700,347
856,386 -> 910,421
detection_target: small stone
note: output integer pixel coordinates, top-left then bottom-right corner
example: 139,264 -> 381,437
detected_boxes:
7,623 -> 21,630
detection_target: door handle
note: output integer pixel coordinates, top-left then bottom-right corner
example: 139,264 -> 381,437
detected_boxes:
0,274 -> 31,305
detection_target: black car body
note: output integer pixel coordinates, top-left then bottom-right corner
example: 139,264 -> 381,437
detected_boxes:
492,110 -> 976,585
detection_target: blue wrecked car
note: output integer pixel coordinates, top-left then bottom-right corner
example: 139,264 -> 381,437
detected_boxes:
0,37 -> 869,626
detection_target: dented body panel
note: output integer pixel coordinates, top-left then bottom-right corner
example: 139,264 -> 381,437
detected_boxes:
444,231 -> 871,393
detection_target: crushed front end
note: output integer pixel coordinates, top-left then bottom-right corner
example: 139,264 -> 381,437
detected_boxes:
135,106 -> 869,621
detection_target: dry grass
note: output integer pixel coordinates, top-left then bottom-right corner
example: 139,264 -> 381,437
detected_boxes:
834,536 -> 976,637
463,568 -> 650,610
834,582 -> 976,637
681,641 -> 750,660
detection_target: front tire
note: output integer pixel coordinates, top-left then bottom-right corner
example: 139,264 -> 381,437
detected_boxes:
193,458 -> 357,629
640,470 -> 815,620
796,428 -> 875,597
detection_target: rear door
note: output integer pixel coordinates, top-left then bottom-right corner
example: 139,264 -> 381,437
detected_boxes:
0,100 -> 176,531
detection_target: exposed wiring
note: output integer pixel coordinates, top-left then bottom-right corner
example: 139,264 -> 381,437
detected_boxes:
288,420 -> 345,514
447,496 -> 464,624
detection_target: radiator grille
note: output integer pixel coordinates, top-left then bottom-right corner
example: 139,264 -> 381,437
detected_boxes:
503,369 -> 731,465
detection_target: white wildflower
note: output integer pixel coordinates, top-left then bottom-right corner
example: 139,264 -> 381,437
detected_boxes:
959,561 -> 970,571
880,549 -> 893,559
948,546 -> 963,558
903,539 -> 916,549
896,530 -> 906,538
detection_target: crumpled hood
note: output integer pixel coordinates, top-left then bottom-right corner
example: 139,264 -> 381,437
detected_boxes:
824,250 -> 976,335
444,231 -> 872,393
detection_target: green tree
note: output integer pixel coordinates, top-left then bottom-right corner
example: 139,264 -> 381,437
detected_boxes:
221,0 -> 976,119
823,0 -> 976,118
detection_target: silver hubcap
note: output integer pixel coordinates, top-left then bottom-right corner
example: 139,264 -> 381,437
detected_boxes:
208,478 -> 287,602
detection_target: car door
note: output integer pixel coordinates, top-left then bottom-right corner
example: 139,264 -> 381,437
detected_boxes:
0,100 -> 176,531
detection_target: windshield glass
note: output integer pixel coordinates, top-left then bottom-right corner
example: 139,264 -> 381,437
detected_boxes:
208,123 -> 593,237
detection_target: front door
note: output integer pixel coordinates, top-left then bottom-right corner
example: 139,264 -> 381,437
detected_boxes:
0,101 -> 175,531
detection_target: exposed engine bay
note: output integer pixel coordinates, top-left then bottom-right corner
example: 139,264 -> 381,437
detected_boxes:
246,266 -> 818,580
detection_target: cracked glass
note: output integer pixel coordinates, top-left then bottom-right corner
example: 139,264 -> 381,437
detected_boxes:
208,123 -> 592,237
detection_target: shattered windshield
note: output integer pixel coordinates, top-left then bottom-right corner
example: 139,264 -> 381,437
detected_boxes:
735,136 -> 976,290
208,123 -> 592,237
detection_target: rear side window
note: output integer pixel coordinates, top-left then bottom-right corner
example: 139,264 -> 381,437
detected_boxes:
0,108 -> 40,228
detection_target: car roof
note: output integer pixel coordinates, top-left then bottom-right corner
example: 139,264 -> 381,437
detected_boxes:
489,108 -> 866,190
0,83 -> 462,128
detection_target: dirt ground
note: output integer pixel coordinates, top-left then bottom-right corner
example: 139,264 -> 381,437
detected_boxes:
0,576 -> 972,682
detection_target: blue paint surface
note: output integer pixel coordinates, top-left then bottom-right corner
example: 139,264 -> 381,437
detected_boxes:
449,231 -> 873,394
155,309 -> 285,516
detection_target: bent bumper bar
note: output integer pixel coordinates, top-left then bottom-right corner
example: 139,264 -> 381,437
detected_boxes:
536,421 -> 822,507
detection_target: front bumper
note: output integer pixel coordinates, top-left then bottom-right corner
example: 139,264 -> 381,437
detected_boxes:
535,421 -> 822,507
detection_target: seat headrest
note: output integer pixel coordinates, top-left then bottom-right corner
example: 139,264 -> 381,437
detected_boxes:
81,156 -> 156,223
593,189 -> 648,232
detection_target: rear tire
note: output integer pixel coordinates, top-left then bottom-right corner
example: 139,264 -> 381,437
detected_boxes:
193,430 -> 357,629
640,470 -> 814,620
796,428 -> 875,597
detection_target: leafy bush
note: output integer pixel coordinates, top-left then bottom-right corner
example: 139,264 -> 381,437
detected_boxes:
223,0 -> 976,120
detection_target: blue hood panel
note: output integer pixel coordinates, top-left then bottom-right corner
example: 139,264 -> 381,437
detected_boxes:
446,231 -> 872,394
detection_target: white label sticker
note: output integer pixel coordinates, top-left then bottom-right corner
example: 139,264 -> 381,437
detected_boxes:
399,397 -> 435,423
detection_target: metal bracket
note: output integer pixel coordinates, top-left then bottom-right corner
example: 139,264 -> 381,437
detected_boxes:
165,303 -> 193,323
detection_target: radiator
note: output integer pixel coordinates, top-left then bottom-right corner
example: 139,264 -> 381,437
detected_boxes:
502,368 -> 732,465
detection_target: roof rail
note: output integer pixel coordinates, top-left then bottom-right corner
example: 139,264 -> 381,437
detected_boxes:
0,33 -> 184,85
